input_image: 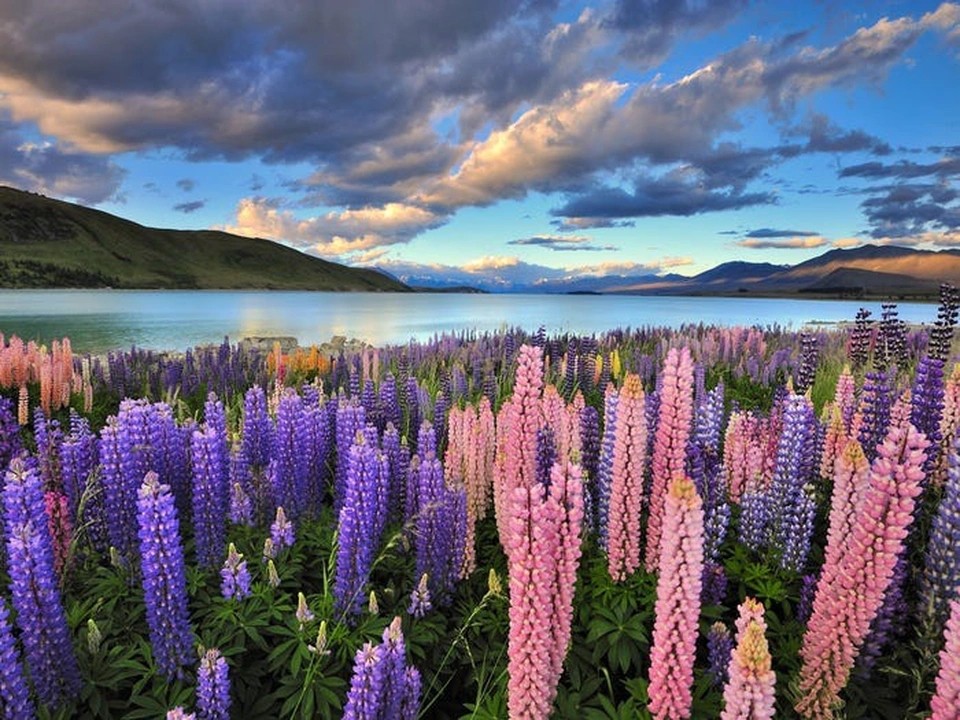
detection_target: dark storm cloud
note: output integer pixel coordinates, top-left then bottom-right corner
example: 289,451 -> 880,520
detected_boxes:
0,116 -> 124,204
173,199 -> 206,213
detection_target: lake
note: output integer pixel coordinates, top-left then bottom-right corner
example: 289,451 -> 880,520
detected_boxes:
0,289 -> 939,354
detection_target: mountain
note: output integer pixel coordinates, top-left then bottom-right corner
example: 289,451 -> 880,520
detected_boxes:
0,186 -> 408,291
693,261 -> 786,287
756,244 -> 960,292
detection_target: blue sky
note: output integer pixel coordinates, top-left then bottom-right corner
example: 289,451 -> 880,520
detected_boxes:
0,1 -> 957,288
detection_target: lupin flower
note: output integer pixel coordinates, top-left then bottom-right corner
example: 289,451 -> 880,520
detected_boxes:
506,459 -> 584,720
721,598 -> 776,720
272,390 -> 311,520
921,434 -> 960,638
412,453 -> 466,603
931,599 -> 960,720
266,559 -> 281,588
796,420 -> 928,719
606,374 -> 647,581
797,574 -> 818,625
0,397 -> 22,471
167,707 -> 196,720
220,543 -> 251,601
648,477 -> 704,720
646,346 -> 695,572
0,598 -> 33,719
794,333 -> 820,395
86,619 -> 102,655
408,573 -> 432,618
596,385 -> 619,545
706,622 -> 733,689
192,425 -> 229,569
270,506 -> 295,550
229,478 -> 253,526
44,490 -> 72,577
3,457 -> 81,709
766,394 -> 817,572
241,385 -> 273,470
738,477 -> 771,553
137,471 -> 194,681
296,592 -> 314,631
262,537 -> 276,561
308,620 -> 330,656
343,643 -> 383,719
368,591 -> 379,615
197,647 -> 230,720
60,410 -> 96,520
343,617 -> 421,720
335,435 -> 388,618
494,344 -> 544,550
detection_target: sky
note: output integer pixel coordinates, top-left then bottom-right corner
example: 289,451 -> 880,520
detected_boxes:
0,0 -> 958,289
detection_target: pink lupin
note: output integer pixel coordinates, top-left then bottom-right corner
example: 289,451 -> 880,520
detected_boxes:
645,346 -> 694,572
931,598 -> 960,720
494,344 -> 544,552
647,477 -> 704,720
505,458 -> 584,719
606,374 -> 647,581
721,598 -> 776,720
796,420 -> 929,719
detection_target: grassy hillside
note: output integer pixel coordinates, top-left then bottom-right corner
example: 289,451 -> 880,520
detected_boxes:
0,186 -> 408,291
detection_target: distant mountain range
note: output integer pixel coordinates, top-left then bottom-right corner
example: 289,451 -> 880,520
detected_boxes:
1,185 -> 957,298
388,244 -> 960,297
0,186 -> 407,291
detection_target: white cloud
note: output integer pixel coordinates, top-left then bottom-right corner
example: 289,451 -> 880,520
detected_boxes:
223,197 -> 445,257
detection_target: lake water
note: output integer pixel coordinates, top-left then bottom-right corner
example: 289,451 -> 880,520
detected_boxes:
0,289 -> 940,354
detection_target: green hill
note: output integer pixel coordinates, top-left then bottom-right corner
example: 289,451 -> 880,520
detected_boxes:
0,186 -> 408,291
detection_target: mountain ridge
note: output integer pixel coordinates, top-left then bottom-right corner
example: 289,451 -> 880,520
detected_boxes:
0,186 -> 408,291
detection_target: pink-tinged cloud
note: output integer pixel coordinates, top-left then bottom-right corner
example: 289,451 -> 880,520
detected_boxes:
735,236 -> 829,249
223,197 -> 445,257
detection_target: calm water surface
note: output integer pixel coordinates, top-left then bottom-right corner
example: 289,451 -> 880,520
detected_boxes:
0,289 -> 939,354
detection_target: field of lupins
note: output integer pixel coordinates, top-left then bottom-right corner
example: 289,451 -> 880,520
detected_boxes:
2,293 -> 960,719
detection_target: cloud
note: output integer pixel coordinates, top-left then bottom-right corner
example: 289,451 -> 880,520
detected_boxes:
605,0 -> 749,65
782,113 -> 892,156
0,0 -> 556,161
371,253 -> 693,290
223,196 -> 446,257
831,237 -> 863,249
874,230 -> 960,247
551,217 -> 636,231
0,116 -> 124,204
508,234 -> 619,251
858,181 -> 960,238
176,178 -> 195,192
0,1 -> 956,248
840,157 -> 960,179
421,80 -> 630,209
744,227 -> 820,238
553,168 -> 775,219
735,236 -> 829,249
173,199 -> 205,214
